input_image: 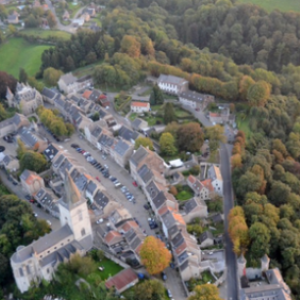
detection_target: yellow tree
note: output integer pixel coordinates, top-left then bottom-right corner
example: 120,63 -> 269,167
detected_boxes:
140,236 -> 172,275
188,284 -> 222,300
120,35 -> 141,58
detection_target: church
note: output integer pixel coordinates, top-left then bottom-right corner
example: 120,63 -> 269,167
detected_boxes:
10,172 -> 93,293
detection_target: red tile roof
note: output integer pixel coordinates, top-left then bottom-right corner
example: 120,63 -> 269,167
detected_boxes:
104,231 -> 122,244
188,175 -> 196,184
82,90 -> 92,99
105,269 -> 138,292
121,220 -> 139,232
131,101 -> 149,107
175,241 -> 187,255
209,112 -> 220,118
201,179 -> 214,192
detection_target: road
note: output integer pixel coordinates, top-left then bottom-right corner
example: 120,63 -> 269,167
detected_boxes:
220,143 -> 238,300
45,0 -> 86,34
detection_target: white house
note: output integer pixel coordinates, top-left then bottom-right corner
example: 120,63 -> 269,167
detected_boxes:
157,74 -> 188,95
179,90 -> 214,110
130,101 -> 150,113
207,165 -> 223,196
58,73 -> 93,95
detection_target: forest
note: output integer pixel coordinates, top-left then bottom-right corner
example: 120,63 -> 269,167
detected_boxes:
16,0 -> 300,298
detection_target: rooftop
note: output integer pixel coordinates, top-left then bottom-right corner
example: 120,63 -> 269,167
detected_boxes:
131,101 -> 149,107
105,269 -> 138,292
158,74 -> 187,85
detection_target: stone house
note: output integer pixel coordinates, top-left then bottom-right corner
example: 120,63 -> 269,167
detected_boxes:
179,90 -> 214,110
111,138 -> 134,168
20,169 -> 45,196
181,197 -> 208,223
187,175 -> 210,200
130,101 -> 150,113
58,73 -> 93,95
199,231 -> 214,248
0,113 -> 30,138
157,74 -> 188,95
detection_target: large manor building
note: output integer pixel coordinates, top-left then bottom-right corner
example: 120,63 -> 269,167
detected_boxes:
10,172 -> 93,293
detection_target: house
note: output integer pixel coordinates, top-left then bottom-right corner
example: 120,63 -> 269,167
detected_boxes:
187,175 -> 210,200
7,83 -> 43,115
82,89 -> 93,100
85,7 -> 96,17
179,91 -> 214,110
111,138 -> 134,168
7,11 -> 19,24
1,155 -> 19,172
182,197 -> 208,223
42,3 -> 48,11
62,10 -> 70,20
18,128 -> 48,152
199,231 -> 214,248
81,12 -> 90,22
208,107 -> 230,125
211,213 -> 224,224
43,143 -> 61,161
131,118 -> 148,131
89,22 -> 101,32
97,134 -> 115,154
118,126 -> 139,144
0,113 -> 30,138
20,170 -> 45,196
88,89 -> 102,102
72,18 -> 85,27
207,165 -> 223,196
105,269 -> 138,294
84,124 -> 103,147
58,73 -> 93,94
130,101 -> 150,113
10,173 -> 93,293
41,88 -> 60,104
157,74 -> 188,95
34,188 -> 59,216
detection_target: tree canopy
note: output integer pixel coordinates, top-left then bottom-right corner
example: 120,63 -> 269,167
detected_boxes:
188,284 -> 223,300
135,137 -> 154,151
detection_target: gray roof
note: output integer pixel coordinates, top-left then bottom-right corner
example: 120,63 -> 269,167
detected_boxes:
137,164 -> 153,184
43,144 -> 59,161
158,74 -> 187,86
184,198 -> 198,214
41,87 -> 57,99
0,113 -> 23,129
179,260 -> 189,271
179,91 -> 205,102
161,210 -> 176,229
71,169 -> 88,192
35,188 -> 46,200
7,14 -> 18,21
114,139 -> 131,157
199,231 -> 214,243
178,251 -> 189,264
131,118 -> 142,130
19,130 -> 38,148
131,236 -> 142,250
70,95 -> 80,103
171,232 -> 184,248
146,180 -> 160,199
130,146 -> 148,167
152,191 -> 167,209
168,224 -> 180,237
89,90 -> 101,101
91,126 -> 102,137
124,228 -> 137,243
98,134 -> 114,148
53,154 -> 65,168
119,126 -> 139,142
86,180 -> 97,194
94,190 -> 109,209
211,213 -> 223,224
60,73 -> 77,85
20,169 -> 32,181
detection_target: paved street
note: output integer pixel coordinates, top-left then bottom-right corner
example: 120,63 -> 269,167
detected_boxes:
220,143 -> 238,300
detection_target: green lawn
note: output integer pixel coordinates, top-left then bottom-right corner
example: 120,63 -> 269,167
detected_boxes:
238,0 -> 300,12
143,115 -> 163,126
236,113 -> 252,140
0,38 -> 50,77
20,29 -> 71,41
95,258 -> 123,281
129,113 -> 137,121
69,2 -> 82,18
175,186 -> 194,201
73,60 -> 104,78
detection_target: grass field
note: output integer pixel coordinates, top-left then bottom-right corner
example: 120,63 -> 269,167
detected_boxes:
236,113 -> 252,140
238,0 -> 300,12
0,38 -> 50,77
20,29 -> 71,41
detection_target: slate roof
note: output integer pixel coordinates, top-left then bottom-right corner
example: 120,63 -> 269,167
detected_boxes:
146,180 -> 160,199
114,139 -> 131,157
43,144 -> 60,161
89,90 -> 101,101
19,130 -> 38,148
86,180 -> 97,195
91,125 -> 102,137
137,164 -> 153,183
161,210 -> 176,229
60,73 -> 77,85
20,169 -> 31,181
171,232 -> 184,248
179,260 -> 189,271
98,134 -> 114,148
41,87 -> 57,99
158,74 -> 187,85
179,91 -> 204,102
199,231 -> 214,243
183,198 -> 198,214
70,169 -> 88,192
178,251 -> 189,264
152,191 -> 167,209
119,126 -> 139,142
211,213 -> 223,224
131,118 -> 142,129
130,146 -> 148,167
94,190 -> 109,209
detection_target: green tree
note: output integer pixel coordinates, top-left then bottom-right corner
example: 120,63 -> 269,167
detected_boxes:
135,137 -> 154,150
19,68 -> 28,84
188,284 -> 222,300
20,151 -> 47,173
247,81 -> 271,107
46,11 -> 57,28
164,102 -> 176,124
120,35 -> 141,58
66,123 -> 75,137
206,125 -> 226,152
150,84 -> 164,105
159,132 -> 177,156
27,76 -> 44,92
133,279 -> 165,300
8,24 -> 16,36
177,122 -> 204,152
43,67 -> 63,87
50,119 -> 67,137
249,222 -> 270,259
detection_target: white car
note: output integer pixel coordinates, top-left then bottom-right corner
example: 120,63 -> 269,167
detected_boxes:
47,220 -> 51,226
34,213 -> 38,218
96,218 -> 103,224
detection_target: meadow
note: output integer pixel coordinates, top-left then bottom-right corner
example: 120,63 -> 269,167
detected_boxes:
0,38 -> 50,77
20,29 -> 71,41
238,0 -> 300,13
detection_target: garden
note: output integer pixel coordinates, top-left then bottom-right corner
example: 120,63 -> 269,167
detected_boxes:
186,271 -> 216,292
175,185 -> 194,201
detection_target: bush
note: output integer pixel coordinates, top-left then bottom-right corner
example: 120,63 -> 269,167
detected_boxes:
190,165 -> 200,175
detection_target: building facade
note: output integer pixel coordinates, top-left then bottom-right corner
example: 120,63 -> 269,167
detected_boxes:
157,74 -> 188,95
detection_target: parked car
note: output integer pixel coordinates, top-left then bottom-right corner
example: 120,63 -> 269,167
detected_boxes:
30,199 -> 35,203
25,194 -> 31,200
161,272 -> 167,281
143,203 -> 150,210
132,181 -> 138,187
167,290 -> 172,298
71,144 -> 80,148
96,176 -> 101,182
104,172 -> 109,178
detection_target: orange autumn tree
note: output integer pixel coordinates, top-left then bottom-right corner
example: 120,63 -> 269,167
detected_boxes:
140,236 -> 172,275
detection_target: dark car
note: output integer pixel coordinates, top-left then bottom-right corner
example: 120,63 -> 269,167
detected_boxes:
143,203 -> 150,210
25,195 -> 31,200
161,272 -> 167,281
71,144 -> 80,148
103,172 -> 110,178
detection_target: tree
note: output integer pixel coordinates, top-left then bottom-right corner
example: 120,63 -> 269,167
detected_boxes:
249,222 -> 270,259
120,35 -> 141,58
68,254 -> 97,276
135,137 -> 154,150
164,102 -> 176,124
8,24 -> 16,36
43,67 -> 63,87
25,14 -> 40,28
206,125 -> 226,152
47,11 -> 57,28
20,151 -> 47,173
177,122 -> 204,152
0,4 -> 7,21
133,279 -> 165,300
188,284 -> 222,300
0,71 -> 17,99
159,132 -> 177,156
140,236 -> 171,275
28,76 -> 44,92
19,68 -> 28,84
66,123 -> 75,136
150,84 -> 164,105
247,81 -> 271,107
50,119 -> 68,136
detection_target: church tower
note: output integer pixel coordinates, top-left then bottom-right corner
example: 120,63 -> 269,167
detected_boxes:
58,172 -> 93,249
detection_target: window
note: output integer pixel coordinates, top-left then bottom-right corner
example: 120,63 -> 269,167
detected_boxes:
78,209 -> 83,221
19,268 -> 24,276
47,268 -> 50,274
54,247 -> 57,250
61,243 -> 64,246
47,251 -> 50,254
81,228 -> 86,236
